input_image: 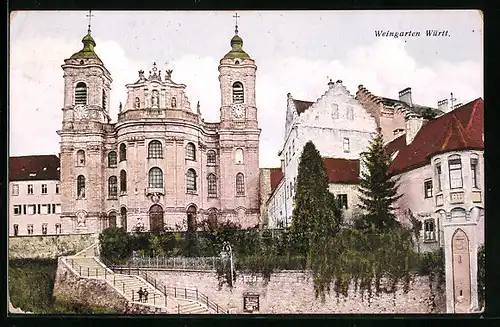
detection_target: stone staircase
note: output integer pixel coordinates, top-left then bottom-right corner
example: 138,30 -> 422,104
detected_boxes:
63,244 -> 214,314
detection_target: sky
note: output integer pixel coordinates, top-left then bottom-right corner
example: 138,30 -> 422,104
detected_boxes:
9,10 -> 483,168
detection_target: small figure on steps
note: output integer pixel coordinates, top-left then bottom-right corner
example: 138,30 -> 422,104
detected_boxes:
143,289 -> 149,302
137,287 -> 144,302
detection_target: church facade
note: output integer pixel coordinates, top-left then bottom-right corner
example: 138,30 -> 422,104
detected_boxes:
56,28 -> 261,234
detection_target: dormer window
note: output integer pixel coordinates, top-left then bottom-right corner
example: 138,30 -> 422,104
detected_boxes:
232,82 -> 244,104
75,82 -> 87,105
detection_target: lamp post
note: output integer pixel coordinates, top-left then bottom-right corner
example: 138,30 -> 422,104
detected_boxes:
222,241 -> 234,286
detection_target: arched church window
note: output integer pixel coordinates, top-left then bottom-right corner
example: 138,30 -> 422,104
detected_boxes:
77,175 -> 85,199
207,173 -> 217,197
119,143 -> 127,162
235,148 -> 244,164
148,167 -> 163,188
108,151 -> 117,168
236,173 -> 245,196
120,170 -> 127,193
186,142 -> 196,161
75,82 -> 87,105
148,140 -> 163,158
171,97 -> 177,108
108,176 -> 117,197
120,207 -> 127,231
76,150 -> 85,167
186,169 -> 197,192
134,97 -> 140,109
232,82 -> 244,104
207,150 -> 217,165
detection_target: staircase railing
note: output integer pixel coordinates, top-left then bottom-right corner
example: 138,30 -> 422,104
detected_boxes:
112,267 -> 229,314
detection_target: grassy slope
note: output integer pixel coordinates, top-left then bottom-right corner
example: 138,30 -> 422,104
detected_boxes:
8,259 -> 119,314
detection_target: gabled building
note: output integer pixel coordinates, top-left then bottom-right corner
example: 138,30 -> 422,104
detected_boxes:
385,98 -> 484,313
267,80 -> 379,228
356,85 -> 444,144
9,155 -> 63,236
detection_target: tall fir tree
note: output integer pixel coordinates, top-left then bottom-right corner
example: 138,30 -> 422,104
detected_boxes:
290,141 -> 342,257
356,131 -> 403,232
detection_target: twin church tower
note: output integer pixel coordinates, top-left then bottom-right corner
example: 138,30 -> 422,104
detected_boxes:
57,15 -> 261,234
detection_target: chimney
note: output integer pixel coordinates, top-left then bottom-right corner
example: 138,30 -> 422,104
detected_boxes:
405,113 -> 425,145
398,87 -> 413,106
438,99 -> 449,112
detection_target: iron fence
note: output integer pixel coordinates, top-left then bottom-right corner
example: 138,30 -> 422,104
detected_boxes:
128,255 -> 226,271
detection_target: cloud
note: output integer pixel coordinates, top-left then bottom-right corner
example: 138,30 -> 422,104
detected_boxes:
9,36 -> 482,169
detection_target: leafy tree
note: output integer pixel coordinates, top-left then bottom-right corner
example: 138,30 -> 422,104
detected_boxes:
356,131 -> 403,232
290,141 -> 342,257
99,227 -> 132,265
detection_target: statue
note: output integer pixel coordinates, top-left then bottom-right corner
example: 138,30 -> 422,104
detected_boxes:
151,90 -> 159,108
119,102 -> 122,112
171,97 -> 177,108
138,70 -> 145,81
76,211 -> 87,227
197,101 -> 201,114
165,69 -> 173,80
135,97 -> 140,109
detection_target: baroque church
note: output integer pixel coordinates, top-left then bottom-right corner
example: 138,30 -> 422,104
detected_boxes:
57,24 -> 261,234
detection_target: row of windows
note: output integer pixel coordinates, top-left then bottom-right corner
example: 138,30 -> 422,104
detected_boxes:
134,95 -> 177,109
12,223 -> 62,236
424,154 -> 480,198
331,104 -> 354,120
13,204 -> 62,215
77,170 -> 247,199
77,144 -> 245,168
12,183 -> 60,196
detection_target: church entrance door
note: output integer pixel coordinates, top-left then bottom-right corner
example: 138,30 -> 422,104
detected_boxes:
108,212 -> 117,228
187,205 -> 197,232
452,228 -> 471,313
149,205 -> 164,233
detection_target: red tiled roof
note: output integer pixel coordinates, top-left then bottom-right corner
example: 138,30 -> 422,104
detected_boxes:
269,168 -> 284,192
293,99 -> 314,115
388,98 -> 483,175
384,134 -> 406,157
9,155 -> 60,181
324,158 -> 360,184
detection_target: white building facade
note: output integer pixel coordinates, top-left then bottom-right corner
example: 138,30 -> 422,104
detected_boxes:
267,80 -> 378,228
9,155 -> 63,236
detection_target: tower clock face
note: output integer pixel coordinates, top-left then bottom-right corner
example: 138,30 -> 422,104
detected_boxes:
232,103 -> 245,119
74,104 -> 88,120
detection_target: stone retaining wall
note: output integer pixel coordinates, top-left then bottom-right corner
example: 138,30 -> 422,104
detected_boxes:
53,258 -> 166,314
149,269 -> 446,314
9,233 -> 98,259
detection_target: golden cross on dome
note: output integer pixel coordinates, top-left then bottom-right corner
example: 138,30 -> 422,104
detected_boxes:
86,10 -> 94,33
233,13 -> 240,34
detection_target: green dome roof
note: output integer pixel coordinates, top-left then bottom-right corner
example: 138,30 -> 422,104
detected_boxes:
223,33 -> 251,59
70,32 -> 102,61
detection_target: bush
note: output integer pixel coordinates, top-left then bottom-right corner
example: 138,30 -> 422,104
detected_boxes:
99,227 -> 133,265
